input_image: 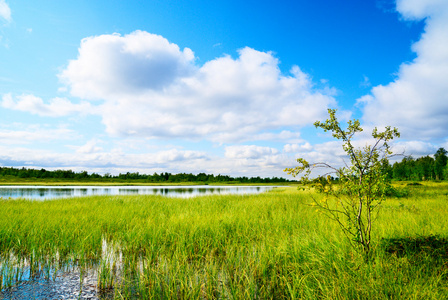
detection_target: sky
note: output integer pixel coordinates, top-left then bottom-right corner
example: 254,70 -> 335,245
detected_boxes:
0,0 -> 447,178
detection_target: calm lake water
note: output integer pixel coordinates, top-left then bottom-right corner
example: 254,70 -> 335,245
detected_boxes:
0,185 -> 276,200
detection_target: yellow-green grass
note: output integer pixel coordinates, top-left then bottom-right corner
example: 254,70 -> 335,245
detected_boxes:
1,184 -> 448,299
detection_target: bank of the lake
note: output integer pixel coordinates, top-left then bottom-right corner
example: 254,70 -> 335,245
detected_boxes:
1,183 -> 448,299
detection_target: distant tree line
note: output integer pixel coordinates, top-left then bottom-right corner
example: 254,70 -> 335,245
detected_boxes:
2,148 -> 446,183
0,167 -> 292,183
305,147 -> 448,185
383,147 -> 448,181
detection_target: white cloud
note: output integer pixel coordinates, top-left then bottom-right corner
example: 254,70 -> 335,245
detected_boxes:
251,130 -> 302,142
57,31 -> 336,142
360,75 -> 371,88
358,0 -> 448,140
225,145 -> 279,159
392,140 -> 438,157
0,0 -> 11,23
2,93 -> 93,117
0,124 -> 79,145
0,144 -> 209,174
76,139 -> 104,154
218,144 -> 292,177
396,0 -> 447,20
59,31 -> 195,99
210,130 -> 302,144
283,142 -> 313,153
153,148 -> 208,163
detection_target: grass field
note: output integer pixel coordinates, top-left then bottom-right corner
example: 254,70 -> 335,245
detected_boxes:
1,182 -> 448,299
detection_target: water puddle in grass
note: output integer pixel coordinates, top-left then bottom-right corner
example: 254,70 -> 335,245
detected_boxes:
0,185 -> 276,200
0,268 -> 109,300
0,240 -> 121,299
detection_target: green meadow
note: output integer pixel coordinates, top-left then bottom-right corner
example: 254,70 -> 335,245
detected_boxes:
1,182 -> 448,299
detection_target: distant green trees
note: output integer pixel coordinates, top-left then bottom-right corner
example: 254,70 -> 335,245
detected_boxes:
435,148 -> 448,180
0,167 -> 291,183
389,147 -> 448,181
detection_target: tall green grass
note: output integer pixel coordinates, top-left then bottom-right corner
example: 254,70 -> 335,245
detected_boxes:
1,184 -> 448,298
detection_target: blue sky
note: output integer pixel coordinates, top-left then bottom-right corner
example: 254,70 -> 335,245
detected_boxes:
0,0 -> 447,178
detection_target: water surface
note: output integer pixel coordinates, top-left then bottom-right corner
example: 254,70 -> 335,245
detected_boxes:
0,185 -> 276,200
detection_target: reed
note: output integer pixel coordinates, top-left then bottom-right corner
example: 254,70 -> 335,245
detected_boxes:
1,183 -> 448,298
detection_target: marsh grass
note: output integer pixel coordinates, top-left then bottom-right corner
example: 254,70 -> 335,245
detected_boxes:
1,184 -> 448,298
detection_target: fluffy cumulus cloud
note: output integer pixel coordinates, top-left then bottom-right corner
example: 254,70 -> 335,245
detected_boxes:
57,31 -> 336,142
2,94 -> 92,117
283,142 -> 313,153
225,145 -> 279,159
0,124 -> 78,145
392,140 -> 439,157
358,0 -> 448,140
60,31 -> 195,99
75,139 -> 104,154
220,145 -> 291,176
1,31 -> 340,177
0,143 -> 209,173
397,0 -> 447,20
0,0 -> 11,23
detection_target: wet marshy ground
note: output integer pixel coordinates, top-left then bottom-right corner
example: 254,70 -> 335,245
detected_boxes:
0,268 -> 111,300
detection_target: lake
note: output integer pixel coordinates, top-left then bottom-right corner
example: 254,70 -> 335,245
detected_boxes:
0,185 -> 277,200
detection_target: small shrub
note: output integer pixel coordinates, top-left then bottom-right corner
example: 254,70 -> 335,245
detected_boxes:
382,235 -> 448,262
406,182 -> 422,186
385,186 -> 410,198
